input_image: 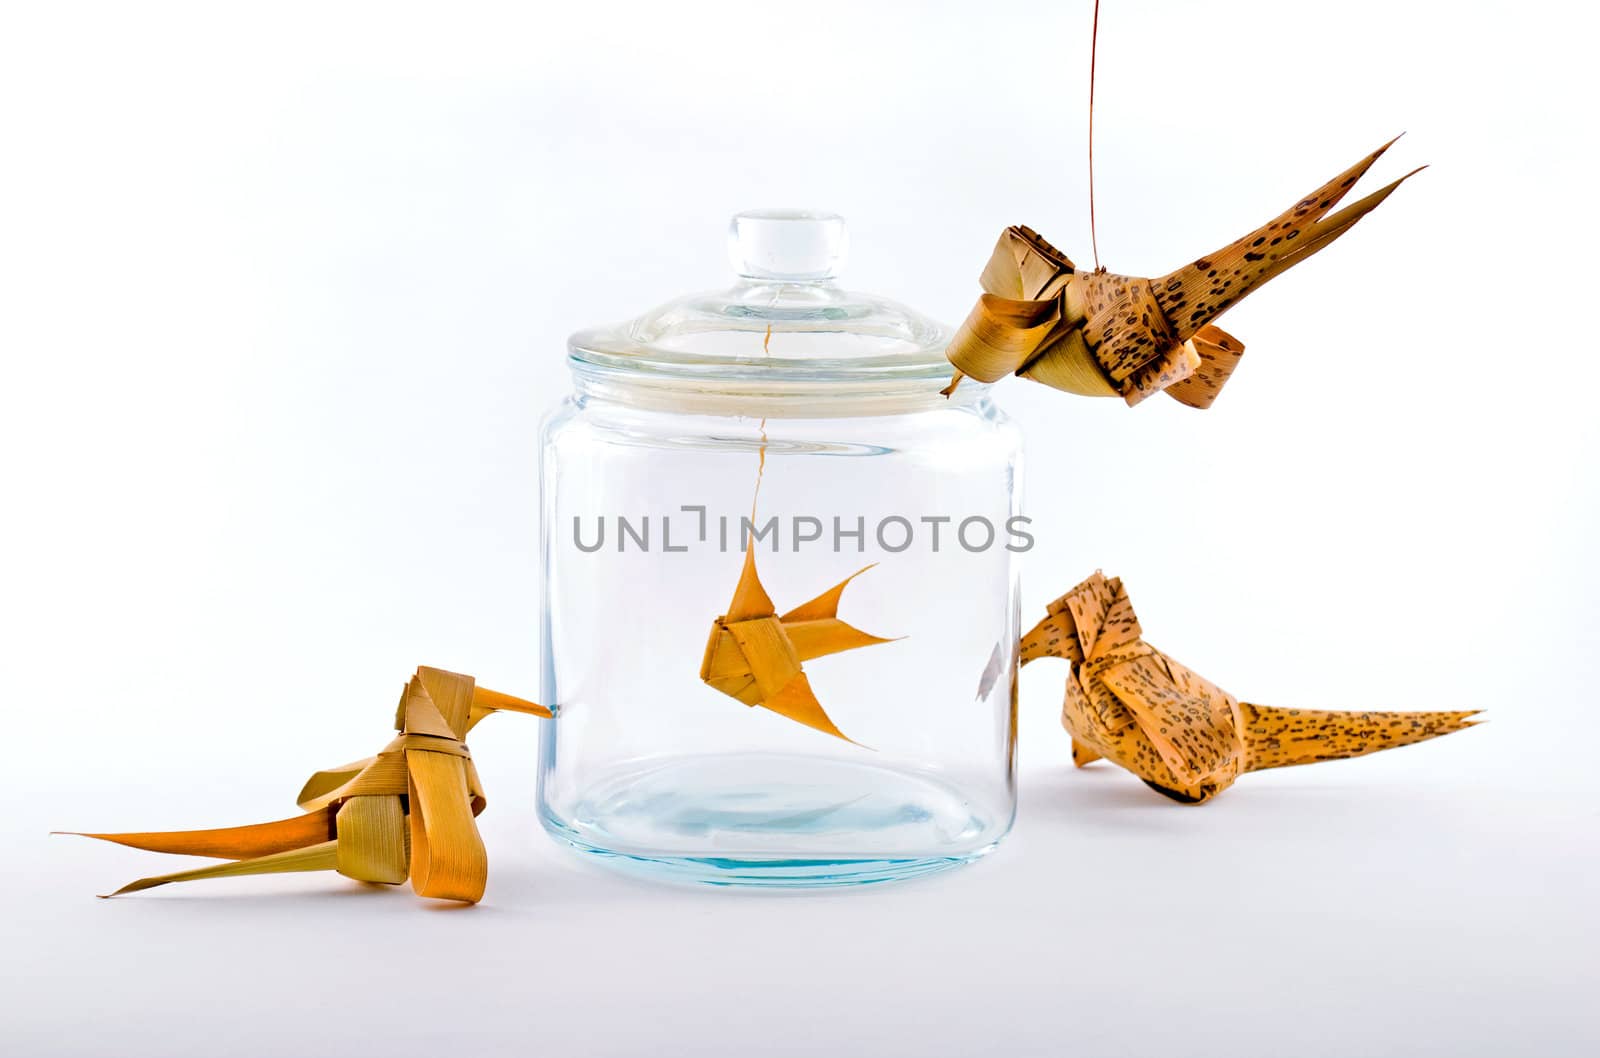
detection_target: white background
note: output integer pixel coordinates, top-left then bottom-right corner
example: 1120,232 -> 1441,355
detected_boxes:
2,1 -> 1596,1055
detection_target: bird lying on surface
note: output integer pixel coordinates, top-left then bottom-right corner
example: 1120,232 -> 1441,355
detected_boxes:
1021,572 -> 1478,803
942,137 -> 1422,405
65,666 -> 548,902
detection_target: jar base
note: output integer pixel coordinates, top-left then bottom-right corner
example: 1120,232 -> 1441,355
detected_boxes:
537,752 -> 1011,888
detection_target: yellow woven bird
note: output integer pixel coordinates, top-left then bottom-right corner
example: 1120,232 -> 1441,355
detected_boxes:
1021,572 -> 1478,803
65,666 -> 548,902
942,137 -> 1422,405
700,548 -> 897,743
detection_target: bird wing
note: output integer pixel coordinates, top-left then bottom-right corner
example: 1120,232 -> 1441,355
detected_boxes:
1099,652 -> 1240,786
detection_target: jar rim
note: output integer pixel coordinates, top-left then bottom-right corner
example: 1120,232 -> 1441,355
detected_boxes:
567,354 -> 986,418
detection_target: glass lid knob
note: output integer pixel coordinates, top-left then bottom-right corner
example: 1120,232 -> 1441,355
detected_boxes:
727,208 -> 849,281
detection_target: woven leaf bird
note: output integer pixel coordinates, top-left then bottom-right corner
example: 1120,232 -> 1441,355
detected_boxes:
1021,572 -> 1478,803
66,666 -> 548,902
700,548 -> 897,744
942,137 -> 1422,405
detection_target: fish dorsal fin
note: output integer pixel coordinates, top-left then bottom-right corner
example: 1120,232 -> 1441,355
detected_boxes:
726,547 -> 775,621
781,563 -> 876,622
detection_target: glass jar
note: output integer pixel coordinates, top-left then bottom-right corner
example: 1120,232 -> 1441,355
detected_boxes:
539,209 -> 1023,886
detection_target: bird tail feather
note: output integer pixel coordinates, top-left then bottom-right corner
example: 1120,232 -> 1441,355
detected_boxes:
1153,136 -> 1419,342
1239,702 -> 1480,774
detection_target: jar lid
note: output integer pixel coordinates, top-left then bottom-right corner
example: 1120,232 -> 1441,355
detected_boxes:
567,209 -> 953,387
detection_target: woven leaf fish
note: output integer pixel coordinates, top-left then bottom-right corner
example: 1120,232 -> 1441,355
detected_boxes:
700,547 -> 897,743
66,666 -> 548,902
1021,572 -> 1478,803
942,137 -> 1422,405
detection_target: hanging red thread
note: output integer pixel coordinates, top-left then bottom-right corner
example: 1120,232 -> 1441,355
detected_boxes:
1088,0 -> 1102,271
